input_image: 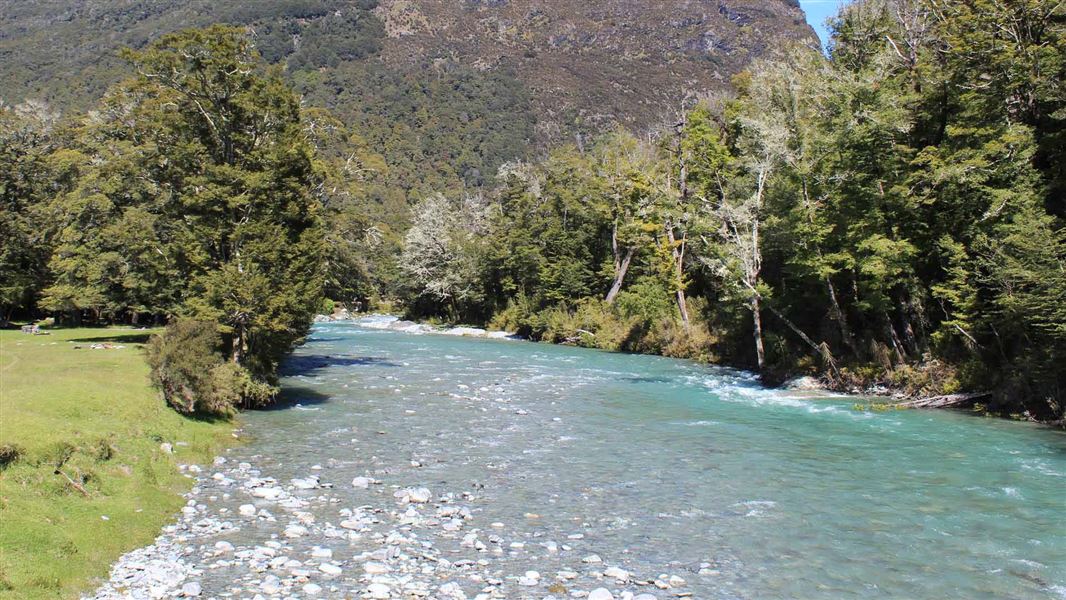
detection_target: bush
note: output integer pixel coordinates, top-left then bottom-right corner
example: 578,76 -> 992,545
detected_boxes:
640,318 -> 717,361
489,294 -> 543,338
147,320 -> 275,416
0,444 -> 23,469
615,277 -> 674,324
320,297 -> 336,315
207,362 -> 277,410
146,320 -> 225,415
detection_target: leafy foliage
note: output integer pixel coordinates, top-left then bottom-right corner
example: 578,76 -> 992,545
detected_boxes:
398,0 -> 1065,420
26,26 -> 326,407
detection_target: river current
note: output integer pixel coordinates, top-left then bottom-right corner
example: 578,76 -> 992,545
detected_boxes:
222,318 -> 1064,599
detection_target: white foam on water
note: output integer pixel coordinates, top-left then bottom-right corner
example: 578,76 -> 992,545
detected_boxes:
356,315 -> 398,328
1010,558 -> 1047,570
1019,458 -> 1066,478
733,499 -> 778,517
725,386 -> 810,407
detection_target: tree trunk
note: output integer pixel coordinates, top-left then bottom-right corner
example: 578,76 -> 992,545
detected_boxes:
895,292 -> 920,355
825,276 -> 857,356
762,299 -> 841,379
605,246 -> 635,305
231,325 -> 245,365
751,295 -> 766,370
884,315 -> 906,363
670,113 -> 692,330
666,228 -> 690,329
676,289 -> 690,329
897,392 -> 990,409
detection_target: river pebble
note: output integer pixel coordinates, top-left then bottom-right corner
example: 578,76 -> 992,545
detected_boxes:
83,450 -> 693,600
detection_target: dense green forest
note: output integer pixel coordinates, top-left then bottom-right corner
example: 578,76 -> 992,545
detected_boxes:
396,0 -> 1066,420
1,0 -> 1063,420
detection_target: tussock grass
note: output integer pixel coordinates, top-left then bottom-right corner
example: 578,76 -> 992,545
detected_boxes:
0,327 -> 235,599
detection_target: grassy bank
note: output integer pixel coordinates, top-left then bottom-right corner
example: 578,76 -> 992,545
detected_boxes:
0,327 -> 236,599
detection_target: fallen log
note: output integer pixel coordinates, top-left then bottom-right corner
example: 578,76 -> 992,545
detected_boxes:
54,468 -> 91,497
896,392 -> 991,409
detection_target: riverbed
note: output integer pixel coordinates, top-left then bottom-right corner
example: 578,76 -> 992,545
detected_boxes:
89,318 -> 1066,599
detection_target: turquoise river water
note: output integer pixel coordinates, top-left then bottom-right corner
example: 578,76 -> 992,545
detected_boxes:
232,318 -> 1065,599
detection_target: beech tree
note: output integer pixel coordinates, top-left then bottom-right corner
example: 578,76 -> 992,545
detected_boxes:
401,192 -> 490,313
43,26 -> 324,406
593,132 -> 662,305
0,104 -> 63,322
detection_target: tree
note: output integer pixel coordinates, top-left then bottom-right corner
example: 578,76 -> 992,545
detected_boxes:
674,102 -> 732,328
0,103 -> 64,322
401,193 -> 490,315
44,26 -> 324,404
592,132 -> 662,304
303,107 -> 392,307
702,143 -> 773,369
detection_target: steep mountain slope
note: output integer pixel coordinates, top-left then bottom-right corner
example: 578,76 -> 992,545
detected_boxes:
0,0 -> 815,195
372,0 -> 816,140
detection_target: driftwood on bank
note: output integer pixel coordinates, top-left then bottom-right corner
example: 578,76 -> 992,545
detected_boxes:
54,468 -> 91,497
896,392 -> 991,409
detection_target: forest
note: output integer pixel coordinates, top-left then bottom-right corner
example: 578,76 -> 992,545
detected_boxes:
1,0 -> 1063,421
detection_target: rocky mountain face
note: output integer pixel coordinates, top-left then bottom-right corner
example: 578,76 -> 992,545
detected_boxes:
371,0 -> 816,140
1,0 -> 814,136
0,0 -> 815,193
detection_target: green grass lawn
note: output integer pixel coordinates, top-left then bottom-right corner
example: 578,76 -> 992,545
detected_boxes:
0,327 -> 236,599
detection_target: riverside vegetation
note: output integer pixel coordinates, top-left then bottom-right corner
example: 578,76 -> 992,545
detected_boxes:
399,0 -> 1066,420
2,0 -> 1064,421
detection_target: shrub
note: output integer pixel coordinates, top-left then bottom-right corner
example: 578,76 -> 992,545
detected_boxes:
146,319 -> 274,416
146,320 -> 225,415
320,298 -> 336,315
207,362 -> 277,410
0,444 -> 22,469
615,277 -> 674,324
647,318 -> 717,361
488,294 -> 540,337
538,299 -> 630,350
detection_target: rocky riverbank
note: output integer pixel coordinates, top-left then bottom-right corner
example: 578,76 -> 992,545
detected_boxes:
85,455 -> 697,600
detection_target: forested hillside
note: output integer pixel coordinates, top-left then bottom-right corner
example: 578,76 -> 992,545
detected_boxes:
0,0 -> 815,194
1,0 -> 815,302
396,0 -> 1066,420
1,0 -> 1063,421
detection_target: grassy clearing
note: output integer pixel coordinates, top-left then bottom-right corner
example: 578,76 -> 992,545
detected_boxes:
0,327 -> 236,599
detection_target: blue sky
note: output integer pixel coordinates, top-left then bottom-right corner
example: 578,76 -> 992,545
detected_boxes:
800,0 -> 849,48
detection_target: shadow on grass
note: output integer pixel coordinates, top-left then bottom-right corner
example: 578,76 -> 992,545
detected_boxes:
67,332 -> 154,345
181,410 -> 235,424
279,354 -> 400,377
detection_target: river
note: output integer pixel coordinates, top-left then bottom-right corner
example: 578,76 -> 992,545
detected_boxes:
91,317 -> 1066,599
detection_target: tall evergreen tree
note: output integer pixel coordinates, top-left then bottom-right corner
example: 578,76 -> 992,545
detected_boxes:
43,26 -> 324,404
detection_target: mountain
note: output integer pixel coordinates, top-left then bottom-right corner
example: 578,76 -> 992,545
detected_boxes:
0,0 -> 816,195
371,0 -> 817,140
